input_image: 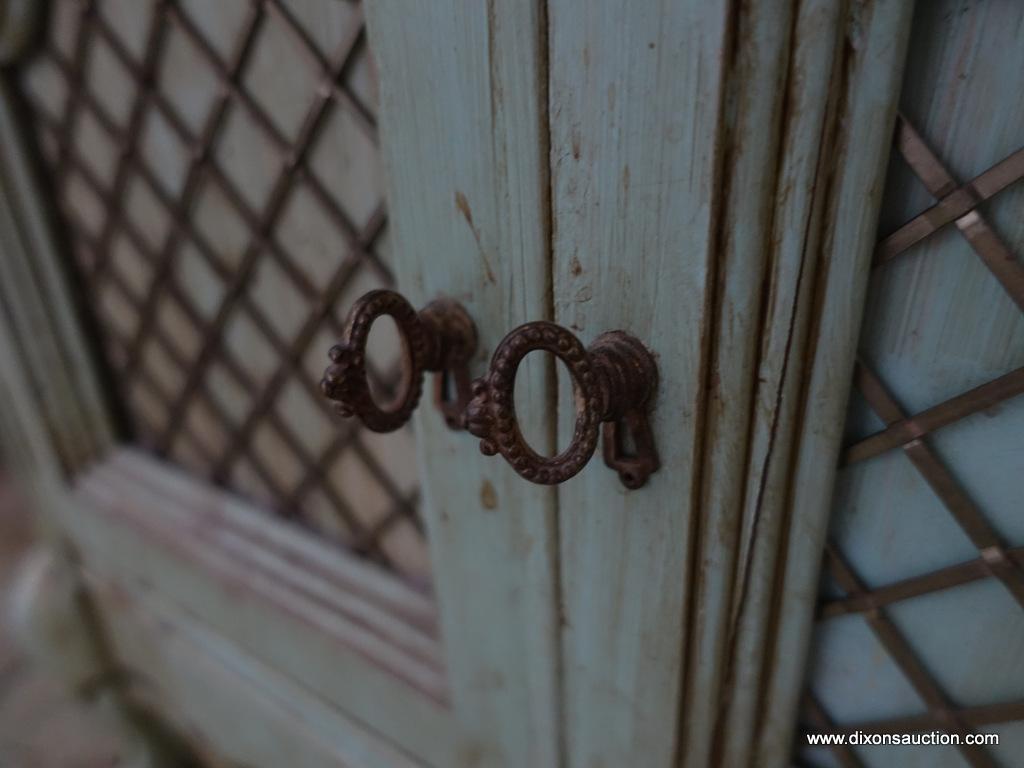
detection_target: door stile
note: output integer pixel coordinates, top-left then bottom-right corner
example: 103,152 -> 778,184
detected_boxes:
710,3 -> 848,764
547,3 -> 730,765
364,3 -> 563,766
753,4 -> 915,764
0,78 -> 115,476
546,1 -> 914,767
678,4 -> 804,767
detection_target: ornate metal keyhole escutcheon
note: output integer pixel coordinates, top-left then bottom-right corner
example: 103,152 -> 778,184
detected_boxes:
320,290 -> 477,432
464,321 -> 659,488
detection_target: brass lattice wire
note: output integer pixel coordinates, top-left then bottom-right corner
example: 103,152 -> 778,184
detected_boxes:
799,115 -> 1024,768
18,0 -> 430,586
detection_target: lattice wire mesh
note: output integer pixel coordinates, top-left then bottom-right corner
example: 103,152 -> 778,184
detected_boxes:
17,0 -> 430,586
796,99 -> 1024,768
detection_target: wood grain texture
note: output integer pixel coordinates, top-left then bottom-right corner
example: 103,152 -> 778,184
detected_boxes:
90,574 -> 427,768
716,2 -> 844,765
548,2 -> 912,766
547,3 -> 727,765
2,2 -> 918,765
0,282 -> 64,484
363,3 -> 561,765
0,77 -> 115,471
679,4 -> 797,766
756,2 -> 915,765
67,450 -> 457,767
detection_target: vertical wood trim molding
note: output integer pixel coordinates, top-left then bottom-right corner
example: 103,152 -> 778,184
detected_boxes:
0,77 -> 116,473
547,3 -> 728,767
700,3 -> 915,766
547,1 -> 914,766
364,3 -> 562,766
0,271 -> 64,484
681,3 -> 801,766
753,4 -> 915,765
364,1 -> 911,765
713,2 -> 847,764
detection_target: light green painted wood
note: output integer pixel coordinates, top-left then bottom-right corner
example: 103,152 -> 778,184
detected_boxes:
0,78 -> 115,471
547,3 -> 727,766
1,2 -> 922,765
92,571 -> 428,768
365,1 -> 913,764
66,450 -> 458,766
547,2 -> 912,766
757,3 -> 916,764
364,3 -> 562,765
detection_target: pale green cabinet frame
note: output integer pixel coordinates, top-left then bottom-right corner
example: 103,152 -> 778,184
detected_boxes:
0,1 -> 914,766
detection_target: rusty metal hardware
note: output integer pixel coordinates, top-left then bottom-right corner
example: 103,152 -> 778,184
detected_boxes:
464,322 -> 659,489
321,290 -> 477,432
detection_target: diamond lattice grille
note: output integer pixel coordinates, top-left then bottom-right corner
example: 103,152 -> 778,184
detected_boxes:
798,114 -> 1024,768
18,0 -> 430,587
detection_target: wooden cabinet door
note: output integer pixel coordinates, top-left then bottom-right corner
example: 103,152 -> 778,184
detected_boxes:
2,2 -> 458,766
366,1 -> 913,766
0,1 -> 921,767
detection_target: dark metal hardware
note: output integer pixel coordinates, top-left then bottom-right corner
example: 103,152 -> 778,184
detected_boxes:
464,322 -> 659,489
321,290 -> 477,432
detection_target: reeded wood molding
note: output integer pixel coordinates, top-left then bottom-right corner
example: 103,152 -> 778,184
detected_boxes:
0,77 -> 116,474
0,169 -> 163,766
680,2 -> 805,765
696,3 -> 916,767
547,1 -> 914,766
89,572 -> 429,768
751,1 -> 915,762
68,448 -> 457,766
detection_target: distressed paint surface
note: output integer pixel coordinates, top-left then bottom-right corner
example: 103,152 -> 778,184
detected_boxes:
757,2 -> 916,764
364,2 -> 562,765
680,4 -> 798,766
0,79 -> 113,471
716,2 -> 844,764
547,2 -> 727,765
547,1 -> 912,766
93,575 -> 427,768
1,1 -> 921,766
67,450 -> 457,766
